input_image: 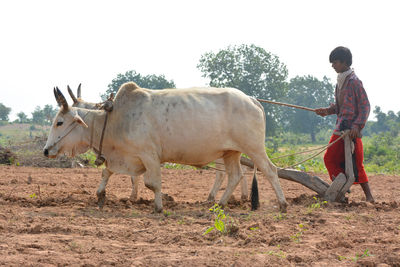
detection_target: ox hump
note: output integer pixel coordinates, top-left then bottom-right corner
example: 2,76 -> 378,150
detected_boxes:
120,82 -> 140,92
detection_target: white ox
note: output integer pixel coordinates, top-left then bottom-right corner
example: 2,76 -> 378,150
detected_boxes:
44,82 -> 288,212
66,84 -> 249,203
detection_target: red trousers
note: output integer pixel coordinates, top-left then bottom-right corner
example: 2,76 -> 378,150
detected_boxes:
323,134 -> 368,184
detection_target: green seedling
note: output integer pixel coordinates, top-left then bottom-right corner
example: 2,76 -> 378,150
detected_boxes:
29,193 -> 37,199
338,249 -> 373,262
163,210 -> 172,217
290,223 -> 307,243
307,196 -> 327,213
273,212 -> 287,221
203,204 -> 235,235
177,217 -> 185,225
344,214 -> 353,221
338,255 -> 347,261
352,249 -> 373,262
267,250 -> 287,259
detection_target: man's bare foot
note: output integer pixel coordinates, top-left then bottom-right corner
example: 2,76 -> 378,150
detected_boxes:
360,182 -> 374,203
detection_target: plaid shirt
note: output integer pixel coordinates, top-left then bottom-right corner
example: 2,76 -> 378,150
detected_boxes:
326,72 -> 370,134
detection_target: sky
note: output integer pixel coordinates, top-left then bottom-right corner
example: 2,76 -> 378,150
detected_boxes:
1,0 -> 399,121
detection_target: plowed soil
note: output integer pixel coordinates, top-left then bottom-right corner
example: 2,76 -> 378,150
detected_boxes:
0,166 -> 399,266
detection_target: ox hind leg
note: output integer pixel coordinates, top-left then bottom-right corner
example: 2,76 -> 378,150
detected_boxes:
240,166 -> 248,201
207,158 -> 225,202
208,158 -> 248,202
247,150 -> 288,212
207,169 -> 224,202
130,175 -> 140,201
218,152 -> 243,206
96,168 -> 113,209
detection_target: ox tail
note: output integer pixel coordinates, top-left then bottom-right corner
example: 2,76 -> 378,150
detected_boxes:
250,164 -> 260,211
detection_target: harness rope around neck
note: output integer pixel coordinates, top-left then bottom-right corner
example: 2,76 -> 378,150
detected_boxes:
93,99 -> 114,166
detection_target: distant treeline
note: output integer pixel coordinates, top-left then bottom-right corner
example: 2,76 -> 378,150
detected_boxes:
0,44 -> 397,143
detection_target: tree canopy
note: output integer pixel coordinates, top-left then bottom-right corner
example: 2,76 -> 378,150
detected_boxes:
283,75 -> 335,142
31,105 -> 57,125
0,103 -> 11,121
102,70 -> 176,100
197,44 -> 288,135
16,112 -> 28,124
363,106 -> 400,137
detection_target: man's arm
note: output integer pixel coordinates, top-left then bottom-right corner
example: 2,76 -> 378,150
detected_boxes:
315,103 -> 336,117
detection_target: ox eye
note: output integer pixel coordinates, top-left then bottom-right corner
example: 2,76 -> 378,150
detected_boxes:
56,121 -> 63,127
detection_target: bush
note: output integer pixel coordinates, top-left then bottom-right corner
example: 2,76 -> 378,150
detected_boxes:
363,132 -> 400,173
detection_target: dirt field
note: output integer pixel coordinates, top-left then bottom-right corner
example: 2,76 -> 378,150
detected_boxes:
0,166 -> 399,266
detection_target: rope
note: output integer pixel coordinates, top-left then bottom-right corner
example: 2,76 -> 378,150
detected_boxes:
269,142 -> 335,160
94,112 -> 108,166
280,132 -> 346,170
94,99 -> 114,166
206,164 -> 261,175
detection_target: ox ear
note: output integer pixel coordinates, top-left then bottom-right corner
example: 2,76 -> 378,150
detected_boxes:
77,83 -> 81,98
67,85 -> 78,104
74,113 -> 88,128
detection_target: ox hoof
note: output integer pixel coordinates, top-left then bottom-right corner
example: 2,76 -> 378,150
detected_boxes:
206,195 -> 215,203
154,206 -> 163,213
279,201 -> 288,213
217,201 -> 226,208
97,191 -> 106,209
129,194 -> 138,203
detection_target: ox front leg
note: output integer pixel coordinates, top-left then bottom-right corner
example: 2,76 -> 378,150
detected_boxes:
143,164 -> 163,213
129,175 -> 140,202
96,168 -> 113,209
218,152 -> 243,206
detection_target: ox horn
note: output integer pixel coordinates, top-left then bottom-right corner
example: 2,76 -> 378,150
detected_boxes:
67,85 -> 78,104
77,83 -> 82,98
54,87 -> 69,111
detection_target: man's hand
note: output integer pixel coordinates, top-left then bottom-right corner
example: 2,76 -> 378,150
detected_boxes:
315,108 -> 328,117
349,127 -> 360,139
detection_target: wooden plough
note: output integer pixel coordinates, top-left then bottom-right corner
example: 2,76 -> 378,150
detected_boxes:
239,131 -> 354,202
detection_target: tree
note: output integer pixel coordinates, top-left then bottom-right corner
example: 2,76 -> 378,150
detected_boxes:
42,104 -> 57,125
364,106 -> 400,137
31,106 -> 45,125
197,44 -> 288,135
284,75 -> 335,142
16,112 -> 28,123
102,70 -> 176,100
0,103 -> 11,121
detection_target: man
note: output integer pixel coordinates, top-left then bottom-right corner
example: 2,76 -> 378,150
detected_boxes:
315,46 -> 374,202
